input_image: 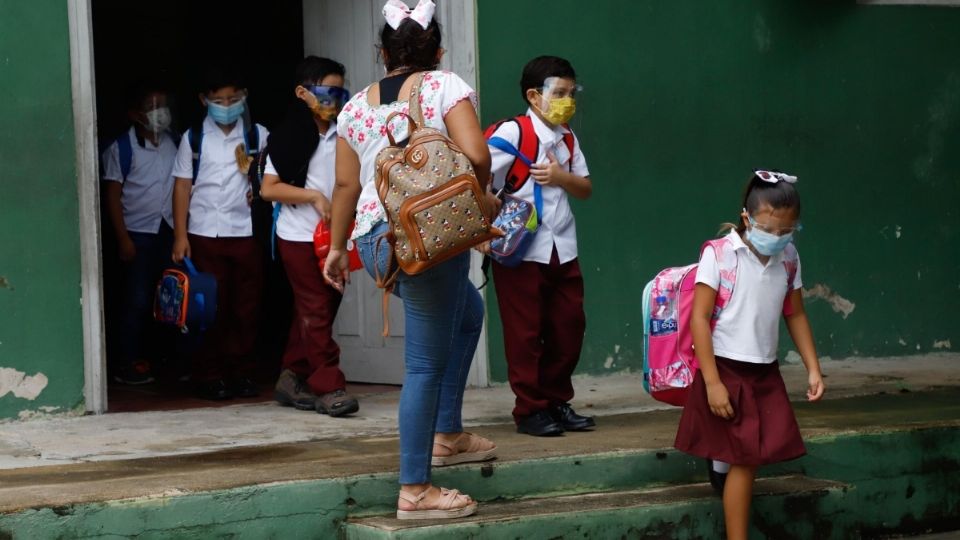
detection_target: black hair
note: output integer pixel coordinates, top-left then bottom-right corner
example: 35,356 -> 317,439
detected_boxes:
126,79 -> 168,112
295,56 -> 346,86
520,56 -> 577,104
379,18 -> 443,72
734,171 -> 802,234
201,65 -> 245,94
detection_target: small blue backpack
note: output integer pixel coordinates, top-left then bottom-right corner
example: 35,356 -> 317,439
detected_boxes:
154,257 -> 217,334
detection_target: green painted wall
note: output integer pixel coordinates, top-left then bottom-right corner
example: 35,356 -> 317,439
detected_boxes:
0,0 -> 85,418
476,1 -> 960,382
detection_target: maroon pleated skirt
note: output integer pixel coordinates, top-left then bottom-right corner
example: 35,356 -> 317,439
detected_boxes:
674,357 -> 806,466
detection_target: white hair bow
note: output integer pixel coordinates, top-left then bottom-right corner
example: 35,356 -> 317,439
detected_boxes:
754,170 -> 797,184
383,0 -> 435,30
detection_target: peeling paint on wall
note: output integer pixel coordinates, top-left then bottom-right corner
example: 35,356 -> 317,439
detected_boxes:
0,276 -> 10,290
803,284 -> 856,319
0,368 -> 49,400
933,339 -> 952,350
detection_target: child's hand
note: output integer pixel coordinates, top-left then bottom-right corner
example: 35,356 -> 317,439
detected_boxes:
807,371 -> 825,401
311,191 -> 332,222
530,151 -> 568,188
706,381 -> 735,419
172,236 -> 191,264
118,235 -> 136,263
322,248 -> 350,293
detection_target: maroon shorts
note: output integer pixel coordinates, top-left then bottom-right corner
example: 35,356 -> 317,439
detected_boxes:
674,357 -> 806,467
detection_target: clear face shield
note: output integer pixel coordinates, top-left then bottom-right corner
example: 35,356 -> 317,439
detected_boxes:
302,85 -> 351,122
137,92 -> 173,140
534,76 -> 582,128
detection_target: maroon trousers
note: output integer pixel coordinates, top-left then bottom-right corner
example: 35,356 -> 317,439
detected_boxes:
492,249 -> 586,422
189,234 -> 263,381
278,239 -> 345,394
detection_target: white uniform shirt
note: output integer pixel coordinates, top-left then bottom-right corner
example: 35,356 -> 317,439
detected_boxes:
263,126 -> 337,242
101,127 -> 177,233
488,110 -> 590,264
171,117 -> 269,238
696,230 -> 803,364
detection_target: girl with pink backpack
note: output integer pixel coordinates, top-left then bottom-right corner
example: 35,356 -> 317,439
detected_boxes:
672,170 -> 825,540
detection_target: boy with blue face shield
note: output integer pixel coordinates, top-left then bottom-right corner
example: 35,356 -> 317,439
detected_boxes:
171,67 -> 269,400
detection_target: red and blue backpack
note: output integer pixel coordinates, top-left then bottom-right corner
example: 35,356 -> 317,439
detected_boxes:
483,115 -> 574,267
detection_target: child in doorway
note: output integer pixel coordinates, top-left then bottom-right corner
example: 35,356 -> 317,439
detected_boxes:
171,66 -> 269,400
487,56 -> 594,437
674,170 -> 825,540
259,56 -> 359,417
101,82 -> 178,385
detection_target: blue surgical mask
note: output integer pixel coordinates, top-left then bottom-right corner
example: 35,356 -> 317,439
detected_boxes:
207,99 -> 245,125
746,222 -> 793,256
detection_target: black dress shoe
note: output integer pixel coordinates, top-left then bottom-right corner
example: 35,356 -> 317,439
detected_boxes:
706,459 -> 727,494
516,410 -> 565,437
197,379 -> 234,401
552,403 -> 596,431
230,377 -> 260,398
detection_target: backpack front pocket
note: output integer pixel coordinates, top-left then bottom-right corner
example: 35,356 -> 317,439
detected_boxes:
397,175 -> 493,273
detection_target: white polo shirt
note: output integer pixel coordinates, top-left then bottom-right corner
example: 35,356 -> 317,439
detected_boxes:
263,126 -> 337,242
489,109 -> 590,265
101,127 -> 177,233
171,117 -> 269,238
696,230 -> 803,364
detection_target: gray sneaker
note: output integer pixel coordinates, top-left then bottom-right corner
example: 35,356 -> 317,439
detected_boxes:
273,369 -> 317,411
316,389 -> 359,417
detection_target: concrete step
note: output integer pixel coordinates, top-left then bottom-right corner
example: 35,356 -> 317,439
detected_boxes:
0,389 -> 957,538
344,476 -> 853,540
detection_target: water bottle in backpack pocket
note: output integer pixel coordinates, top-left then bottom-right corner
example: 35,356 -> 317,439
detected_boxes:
154,257 -> 217,334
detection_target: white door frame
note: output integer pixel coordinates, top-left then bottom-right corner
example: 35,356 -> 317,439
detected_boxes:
68,0 -> 108,414
302,0 -> 490,387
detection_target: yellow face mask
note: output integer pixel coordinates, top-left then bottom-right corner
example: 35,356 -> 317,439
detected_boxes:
539,96 -> 576,126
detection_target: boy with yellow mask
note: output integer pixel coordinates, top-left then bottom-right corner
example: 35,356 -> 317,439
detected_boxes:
486,56 -> 595,437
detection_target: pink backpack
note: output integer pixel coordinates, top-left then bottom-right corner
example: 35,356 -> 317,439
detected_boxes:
641,237 -> 798,406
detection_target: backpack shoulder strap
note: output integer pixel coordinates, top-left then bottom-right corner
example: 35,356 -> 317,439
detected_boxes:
781,243 -> 800,316
701,237 -> 739,320
244,124 -> 261,157
560,125 -> 575,172
187,124 -> 204,184
486,115 -> 539,193
116,130 -> 133,181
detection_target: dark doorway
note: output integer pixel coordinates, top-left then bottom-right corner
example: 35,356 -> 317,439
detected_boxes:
92,0 -> 303,411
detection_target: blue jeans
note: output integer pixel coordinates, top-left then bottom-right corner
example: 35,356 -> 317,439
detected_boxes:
356,221 -> 484,485
117,222 -> 173,366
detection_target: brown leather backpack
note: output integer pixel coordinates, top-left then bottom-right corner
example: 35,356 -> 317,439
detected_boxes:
374,72 -> 500,288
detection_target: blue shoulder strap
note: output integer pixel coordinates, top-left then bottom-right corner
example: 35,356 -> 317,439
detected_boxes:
116,131 -> 133,181
487,136 -> 543,224
188,126 -> 203,183
243,125 -> 260,157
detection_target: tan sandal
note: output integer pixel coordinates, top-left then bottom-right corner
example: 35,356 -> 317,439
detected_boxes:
431,432 -> 498,466
396,487 -> 478,520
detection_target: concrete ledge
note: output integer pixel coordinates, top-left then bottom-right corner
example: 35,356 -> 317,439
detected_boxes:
346,476 -> 852,539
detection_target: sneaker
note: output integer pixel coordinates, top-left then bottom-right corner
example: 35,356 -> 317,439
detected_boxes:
112,360 -> 155,385
316,389 -> 359,417
274,369 -> 318,411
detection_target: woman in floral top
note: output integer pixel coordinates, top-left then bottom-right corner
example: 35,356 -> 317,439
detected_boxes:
323,0 -> 496,520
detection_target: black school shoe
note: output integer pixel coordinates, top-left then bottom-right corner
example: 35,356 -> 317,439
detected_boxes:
705,459 -> 728,494
230,377 -> 260,399
516,410 -> 565,437
197,379 -> 234,401
552,403 -> 596,431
